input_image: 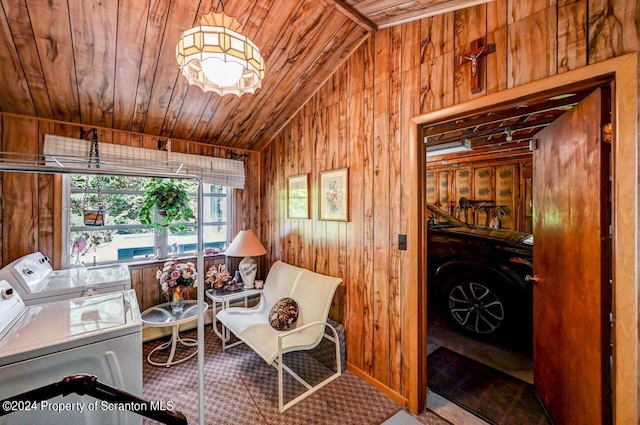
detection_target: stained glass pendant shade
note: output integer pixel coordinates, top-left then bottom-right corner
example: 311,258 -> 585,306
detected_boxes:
176,11 -> 265,97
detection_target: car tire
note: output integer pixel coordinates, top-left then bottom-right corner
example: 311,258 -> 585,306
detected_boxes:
442,271 -> 513,339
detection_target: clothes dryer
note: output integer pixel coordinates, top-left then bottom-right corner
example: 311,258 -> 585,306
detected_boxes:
0,280 -> 142,425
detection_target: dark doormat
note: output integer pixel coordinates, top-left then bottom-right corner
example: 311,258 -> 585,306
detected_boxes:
428,347 -> 551,425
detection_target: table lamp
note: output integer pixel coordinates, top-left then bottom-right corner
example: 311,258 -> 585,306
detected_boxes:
224,230 -> 267,289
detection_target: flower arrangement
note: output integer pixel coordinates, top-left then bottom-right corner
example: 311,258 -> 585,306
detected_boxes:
205,264 -> 232,290
156,260 -> 198,297
325,180 -> 342,213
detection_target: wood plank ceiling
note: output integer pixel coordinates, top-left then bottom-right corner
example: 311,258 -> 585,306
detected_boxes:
0,0 -> 482,151
345,0 -> 492,28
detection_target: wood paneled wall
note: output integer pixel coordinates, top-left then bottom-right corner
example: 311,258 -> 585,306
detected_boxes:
260,0 -> 639,406
0,112 -> 261,282
427,157 -> 532,231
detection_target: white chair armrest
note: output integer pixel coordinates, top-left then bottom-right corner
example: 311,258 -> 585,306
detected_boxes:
276,321 -> 340,358
276,320 -> 326,340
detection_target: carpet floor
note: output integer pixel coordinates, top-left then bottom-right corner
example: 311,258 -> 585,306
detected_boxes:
427,347 -> 550,425
142,328 -> 450,425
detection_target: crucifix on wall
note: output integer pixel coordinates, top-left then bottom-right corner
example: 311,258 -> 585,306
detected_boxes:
459,37 -> 495,94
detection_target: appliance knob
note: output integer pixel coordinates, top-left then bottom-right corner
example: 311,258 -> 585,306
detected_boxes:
22,268 -> 34,276
2,287 -> 13,299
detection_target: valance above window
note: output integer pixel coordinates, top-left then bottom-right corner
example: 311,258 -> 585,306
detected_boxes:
43,134 -> 245,189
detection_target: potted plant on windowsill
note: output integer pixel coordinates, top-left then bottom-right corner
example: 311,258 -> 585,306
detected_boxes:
139,178 -> 196,234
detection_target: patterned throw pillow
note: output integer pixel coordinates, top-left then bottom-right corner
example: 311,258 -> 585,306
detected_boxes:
269,297 -> 299,331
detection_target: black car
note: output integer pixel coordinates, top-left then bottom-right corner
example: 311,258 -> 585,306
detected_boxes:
427,204 -> 534,340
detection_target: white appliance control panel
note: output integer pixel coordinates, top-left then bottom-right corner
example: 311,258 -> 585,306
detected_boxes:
0,252 -> 53,295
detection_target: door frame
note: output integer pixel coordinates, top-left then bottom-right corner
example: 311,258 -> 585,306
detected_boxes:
407,53 -> 637,424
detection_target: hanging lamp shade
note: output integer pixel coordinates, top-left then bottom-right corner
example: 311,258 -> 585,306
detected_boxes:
176,11 -> 265,97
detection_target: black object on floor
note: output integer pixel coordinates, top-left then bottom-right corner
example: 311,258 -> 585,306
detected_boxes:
428,347 -> 551,425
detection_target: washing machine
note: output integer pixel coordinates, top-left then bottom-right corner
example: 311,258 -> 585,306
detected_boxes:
0,252 -> 131,305
0,280 -> 142,425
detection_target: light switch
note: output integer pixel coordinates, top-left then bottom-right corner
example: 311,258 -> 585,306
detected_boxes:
398,234 -> 407,250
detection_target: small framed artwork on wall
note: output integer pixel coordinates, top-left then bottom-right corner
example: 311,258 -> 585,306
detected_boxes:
319,168 -> 349,221
287,174 -> 310,219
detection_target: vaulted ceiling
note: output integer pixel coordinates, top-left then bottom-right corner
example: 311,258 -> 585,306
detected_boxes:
0,0 -> 483,152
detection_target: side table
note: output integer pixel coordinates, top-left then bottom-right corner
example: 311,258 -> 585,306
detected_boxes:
205,287 -> 261,350
141,301 -> 208,367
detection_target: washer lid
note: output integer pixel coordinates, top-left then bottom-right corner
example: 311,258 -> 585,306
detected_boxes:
84,263 -> 130,285
13,263 -> 131,303
0,289 -> 141,366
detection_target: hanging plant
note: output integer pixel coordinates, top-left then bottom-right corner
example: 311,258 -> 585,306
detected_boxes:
139,178 -> 196,234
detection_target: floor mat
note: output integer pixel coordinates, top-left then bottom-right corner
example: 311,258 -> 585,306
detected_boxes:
428,347 -> 551,425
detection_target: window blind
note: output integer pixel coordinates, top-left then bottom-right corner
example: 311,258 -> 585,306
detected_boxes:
43,134 -> 245,189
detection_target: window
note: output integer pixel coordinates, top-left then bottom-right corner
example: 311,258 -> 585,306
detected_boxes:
65,175 -> 230,266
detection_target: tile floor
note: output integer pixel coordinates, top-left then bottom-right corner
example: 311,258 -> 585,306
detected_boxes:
426,311 -> 534,425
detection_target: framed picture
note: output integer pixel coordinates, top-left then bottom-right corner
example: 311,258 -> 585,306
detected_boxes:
319,168 -> 349,221
287,174 -> 310,219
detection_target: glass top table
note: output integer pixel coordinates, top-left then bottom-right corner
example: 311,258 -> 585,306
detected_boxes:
141,300 -> 208,367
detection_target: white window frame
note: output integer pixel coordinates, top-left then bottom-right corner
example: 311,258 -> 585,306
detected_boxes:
62,175 -> 231,267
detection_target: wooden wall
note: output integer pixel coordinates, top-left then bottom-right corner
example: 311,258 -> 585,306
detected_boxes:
427,157 -> 532,231
260,0 -> 639,406
0,112 -> 260,309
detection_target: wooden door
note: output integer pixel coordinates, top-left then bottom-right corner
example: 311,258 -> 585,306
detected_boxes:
532,88 -> 611,425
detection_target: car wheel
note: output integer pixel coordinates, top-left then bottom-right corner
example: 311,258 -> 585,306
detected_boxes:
443,273 -> 511,338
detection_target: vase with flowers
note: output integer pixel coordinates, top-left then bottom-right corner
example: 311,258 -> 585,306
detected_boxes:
157,260 -> 198,313
205,264 -> 232,290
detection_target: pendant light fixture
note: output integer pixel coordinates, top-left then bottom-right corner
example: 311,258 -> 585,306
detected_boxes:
176,10 -> 265,96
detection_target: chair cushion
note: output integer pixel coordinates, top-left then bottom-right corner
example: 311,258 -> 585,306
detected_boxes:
269,297 -> 299,331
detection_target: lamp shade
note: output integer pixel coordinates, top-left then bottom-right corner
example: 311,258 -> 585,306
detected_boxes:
225,230 -> 267,257
176,11 -> 265,97
225,230 -> 266,289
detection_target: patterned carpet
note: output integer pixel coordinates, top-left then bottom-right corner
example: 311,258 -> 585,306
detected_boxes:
142,328 -> 450,425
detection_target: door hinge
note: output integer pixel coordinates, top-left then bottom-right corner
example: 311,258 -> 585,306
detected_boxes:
602,123 -> 612,143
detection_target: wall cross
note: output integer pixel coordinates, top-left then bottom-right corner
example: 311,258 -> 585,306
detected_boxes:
459,38 -> 495,94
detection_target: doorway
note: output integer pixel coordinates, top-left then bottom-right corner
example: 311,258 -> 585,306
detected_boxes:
409,53 -> 637,424
424,84 -> 612,424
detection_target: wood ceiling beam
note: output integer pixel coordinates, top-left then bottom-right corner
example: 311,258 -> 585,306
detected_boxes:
428,118 -> 553,145
375,0 -> 493,28
421,94 -> 583,138
331,0 -> 377,33
426,143 -> 531,164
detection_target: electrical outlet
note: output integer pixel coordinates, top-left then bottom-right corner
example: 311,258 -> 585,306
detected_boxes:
398,234 -> 407,250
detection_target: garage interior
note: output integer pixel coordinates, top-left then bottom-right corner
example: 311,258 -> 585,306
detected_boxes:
423,79 -> 613,424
